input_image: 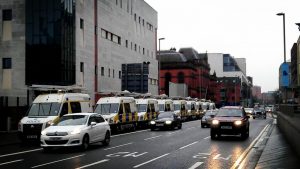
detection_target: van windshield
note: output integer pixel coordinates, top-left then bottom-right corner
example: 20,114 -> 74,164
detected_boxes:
174,104 -> 181,111
186,104 -> 191,110
95,103 -> 119,114
137,104 -> 147,112
27,103 -> 61,116
158,104 -> 164,111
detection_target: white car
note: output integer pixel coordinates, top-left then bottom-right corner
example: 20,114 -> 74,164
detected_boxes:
40,113 -> 111,151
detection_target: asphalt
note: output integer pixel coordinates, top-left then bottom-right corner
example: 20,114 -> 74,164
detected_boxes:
0,131 -> 20,147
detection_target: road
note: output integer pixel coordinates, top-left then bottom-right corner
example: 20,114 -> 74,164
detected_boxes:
0,117 -> 273,169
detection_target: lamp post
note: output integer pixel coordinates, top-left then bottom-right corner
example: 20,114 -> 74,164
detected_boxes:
277,12 -> 286,63
158,37 -> 165,94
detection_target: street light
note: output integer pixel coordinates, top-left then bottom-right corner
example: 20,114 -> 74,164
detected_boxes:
277,12 -> 286,63
158,37 -> 165,94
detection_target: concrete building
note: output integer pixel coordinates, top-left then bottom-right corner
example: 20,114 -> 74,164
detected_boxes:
252,85 -> 262,100
0,0 -> 157,131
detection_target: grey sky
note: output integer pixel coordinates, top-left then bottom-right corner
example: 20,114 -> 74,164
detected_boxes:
144,0 -> 300,92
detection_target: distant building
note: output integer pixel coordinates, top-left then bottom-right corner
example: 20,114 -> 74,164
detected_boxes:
252,85 -> 262,100
215,77 -> 241,107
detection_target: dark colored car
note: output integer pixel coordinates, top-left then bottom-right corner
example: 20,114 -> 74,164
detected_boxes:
210,106 -> 250,139
253,107 -> 266,119
201,110 -> 217,128
150,111 -> 182,131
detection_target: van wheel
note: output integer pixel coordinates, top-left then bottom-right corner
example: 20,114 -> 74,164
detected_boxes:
102,131 -> 110,146
81,135 -> 89,151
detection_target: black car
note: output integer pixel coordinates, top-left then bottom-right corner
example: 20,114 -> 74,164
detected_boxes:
253,107 -> 266,119
201,110 -> 217,128
210,106 -> 250,139
150,111 -> 182,131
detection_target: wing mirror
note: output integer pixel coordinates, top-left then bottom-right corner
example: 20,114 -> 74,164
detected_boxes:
91,122 -> 97,126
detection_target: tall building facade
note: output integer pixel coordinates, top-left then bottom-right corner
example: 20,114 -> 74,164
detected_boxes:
0,0 -> 157,131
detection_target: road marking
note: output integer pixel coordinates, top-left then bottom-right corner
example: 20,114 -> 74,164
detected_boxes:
186,127 -> 196,130
111,129 -> 149,138
179,141 -> 198,150
0,159 -> 23,166
168,131 -> 180,135
188,162 -> 203,169
144,135 -> 162,141
203,136 -> 210,139
104,142 -> 133,151
31,154 -> 85,168
0,148 -> 43,158
133,153 -> 170,168
230,124 -> 270,169
75,159 -> 109,169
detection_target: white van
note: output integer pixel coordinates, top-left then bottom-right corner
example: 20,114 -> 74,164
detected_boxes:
158,99 -> 174,113
186,100 -> 197,120
94,97 -> 138,131
18,93 -> 92,142
135,98 -> 159,127
173,100 -> 188,121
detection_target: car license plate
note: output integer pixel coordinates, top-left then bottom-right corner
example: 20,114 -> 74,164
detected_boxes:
221,126 -> 232,129
156,124 -> 164,127
50,137 -> 62,141
27,135 -> 37,139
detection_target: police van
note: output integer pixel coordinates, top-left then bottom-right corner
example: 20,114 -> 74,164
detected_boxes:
158,99 -> 174,113
135,98 -> 159,128
18,93 -> 92,142
186,100 -> 197,120
94,96 -> 138,132
172,98 -> 188,121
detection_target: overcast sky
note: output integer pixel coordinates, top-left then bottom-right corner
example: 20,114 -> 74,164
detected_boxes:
144,0 -> 300,92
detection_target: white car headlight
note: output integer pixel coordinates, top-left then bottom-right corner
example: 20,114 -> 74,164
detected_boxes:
165,120 -> 172,125
150,121 -> 156,125
212,119 -> 219,125
41,130 -> 47,136
70,128 -> 81,135
234,120 -> 242,126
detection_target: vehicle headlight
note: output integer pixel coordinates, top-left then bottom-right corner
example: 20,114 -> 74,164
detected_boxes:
150,121 -> 156,125
234,120 -> 242,126
45,120 -> 53,128
212,120 -> 219,125
70,128 -> 81,135
41,130 -> 47,136
165,120 -> 172,125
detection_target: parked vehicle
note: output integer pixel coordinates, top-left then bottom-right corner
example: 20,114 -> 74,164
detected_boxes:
186,100 -> 197,120
40,113 -> 110,151
150,111 -> 182,131
210,106 -> 250,139
94,96 -> 138,132
253,107 -> 266,119
136,98 -> 159,128
173,99 -> 188,121
18,93 -> 92,142
201,109 -> 218,128
158,99 -> 174,113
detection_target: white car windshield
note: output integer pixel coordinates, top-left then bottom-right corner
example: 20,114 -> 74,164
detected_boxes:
137,104 -> 147,112
216,109 -> 243,117
94,103 -> 119,114
27,103 -> 61,116
56,115 -> 88,126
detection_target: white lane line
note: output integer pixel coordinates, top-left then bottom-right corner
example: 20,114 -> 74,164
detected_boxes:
104,142 -> 133,151
0,159 -> 23,166
230,124 -> 270,169
133,153 -> 170,168
31,154 -> 85,168
188,162 -> 204,169
203,136 -> 210,139
75,159 -> 109,169
186,127 -> 196,130
111,129 -> 149,138
144,135 -> 162,141
168,131 -> 180,135
179,141 -> 198,150
0,148 -> 43,158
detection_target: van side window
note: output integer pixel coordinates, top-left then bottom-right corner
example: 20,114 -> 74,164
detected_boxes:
147,105 -> 151,112
124,103 -> 131,114
70,102 -> 82,113
60,103 -> 68,117
118,104 -> 123,114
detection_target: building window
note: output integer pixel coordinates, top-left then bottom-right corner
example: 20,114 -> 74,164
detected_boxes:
3,9 -> 12,21
80,62 -> 84,72
113,69 -> 115,78
139,46 -> 140,53
116,0 -> 118,5
119,71 -> 121,79
143,48 -> 145,55
134,44 -> 137,51
139,17 -> 141,24
142,19 -> 144,26
80,18 -> 84,29
120,0 -> 122,8
131,42 -> 133,50
134,13 -> 136,21
101,67 -> 104,76
108,68 -> 111,77
2,58 -> 12,69
125,40 -> 128,48
178,72 -> 185,83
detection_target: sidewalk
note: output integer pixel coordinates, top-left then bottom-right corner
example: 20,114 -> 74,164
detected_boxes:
0,131 -> 21,146
255,123 -> 299,169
